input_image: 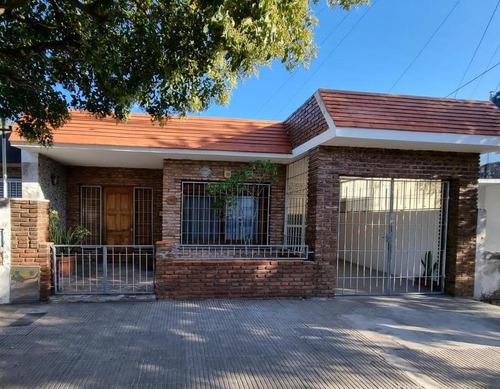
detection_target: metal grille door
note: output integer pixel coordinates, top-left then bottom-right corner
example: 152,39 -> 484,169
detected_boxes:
336,178 -> 449,295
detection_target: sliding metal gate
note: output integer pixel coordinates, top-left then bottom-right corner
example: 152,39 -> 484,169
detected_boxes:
336,178 -> 449,295
52,245 -> 155,294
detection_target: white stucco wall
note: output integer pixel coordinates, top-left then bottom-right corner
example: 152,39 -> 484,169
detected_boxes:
475,183 -> 500,301
0,199 -> 11,304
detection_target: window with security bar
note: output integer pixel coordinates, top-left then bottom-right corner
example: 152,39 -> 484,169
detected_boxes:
134,187 -> 153,245
0,178 -> 22,198
181,182 -> 270,244
80,186 -> 101,245
284,157 -> 308,246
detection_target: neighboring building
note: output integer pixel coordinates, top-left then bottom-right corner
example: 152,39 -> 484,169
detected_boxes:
7,89 -> 500,300
476,160 -> 500,302
0,131 -> 22,198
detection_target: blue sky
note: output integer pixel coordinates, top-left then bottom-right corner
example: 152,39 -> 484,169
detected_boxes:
198,0 -> 500,122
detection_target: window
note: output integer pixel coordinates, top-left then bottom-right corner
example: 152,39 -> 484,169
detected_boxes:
181,182 -> 270,245
0,178 -> 22,198
80,186 -> 101,245
134,187 -> 153,245
284,157 -> 308,246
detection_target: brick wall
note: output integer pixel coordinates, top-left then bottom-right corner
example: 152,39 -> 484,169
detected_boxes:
161,159 -> 286,244
155,242 -> 315,299
10,199 -> 52,300
284,94 -> 329,149
156,160 -> 293,299
66,166 -> 163,243
307,146 -> 479,296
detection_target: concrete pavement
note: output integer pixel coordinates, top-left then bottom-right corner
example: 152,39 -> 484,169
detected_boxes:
0,296 -> 499,388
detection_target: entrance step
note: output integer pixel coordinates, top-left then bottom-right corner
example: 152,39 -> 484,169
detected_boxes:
49,294 -> 156,303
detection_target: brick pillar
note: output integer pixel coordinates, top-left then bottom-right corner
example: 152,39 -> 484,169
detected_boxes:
306,147 -> 336,297
445,176 -> 478,296
10,199 -> 52,301
155,240 -> 174,299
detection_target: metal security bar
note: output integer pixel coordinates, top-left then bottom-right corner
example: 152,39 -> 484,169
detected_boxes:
336,178 -> 449,295
134,187 -> 153,245
284,157 -> 308,246
0,178 -> 22,198
181,182 -> 271,245
52,245 -> 155,294
80,186 -> 102,245
173,244 -> 309,260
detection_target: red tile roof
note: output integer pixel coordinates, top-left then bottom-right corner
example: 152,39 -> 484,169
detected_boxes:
10,111 -> 292,154
318,89 -> 500,136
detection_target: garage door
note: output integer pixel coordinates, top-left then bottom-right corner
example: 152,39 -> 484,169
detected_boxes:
336,177 -> 449,295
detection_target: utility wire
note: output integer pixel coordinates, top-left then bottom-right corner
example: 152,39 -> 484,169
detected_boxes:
251,10 -> 352,119
453,0 -> 500,98
388,0 -> 461,93
470,41 -> 500,97
274,0 -> 377,119
445,60 -> 500,98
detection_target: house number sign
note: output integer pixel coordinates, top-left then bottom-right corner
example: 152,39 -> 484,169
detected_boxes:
199,166 -> 212,177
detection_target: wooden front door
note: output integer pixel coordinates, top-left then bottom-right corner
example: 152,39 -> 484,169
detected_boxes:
104,187 -> 133,245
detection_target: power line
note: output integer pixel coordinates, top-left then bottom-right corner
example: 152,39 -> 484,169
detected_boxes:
470,41 -> 500,97
453,0 -> 500,98
388,0 -> 461,93
274,0 -> 377,119
445,60 -> 500,97
251,10 -> 352,119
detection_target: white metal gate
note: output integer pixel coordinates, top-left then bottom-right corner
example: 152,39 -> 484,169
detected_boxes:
336,178 -> 449,295
52,245 -> 155,294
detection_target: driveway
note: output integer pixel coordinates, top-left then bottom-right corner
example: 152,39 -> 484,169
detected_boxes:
0,296 -> 499,388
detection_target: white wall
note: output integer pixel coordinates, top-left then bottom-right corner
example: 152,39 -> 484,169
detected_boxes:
0,199 -> 11,303
475,184 -> 500,301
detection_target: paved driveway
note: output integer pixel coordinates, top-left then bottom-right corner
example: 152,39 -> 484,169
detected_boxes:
0,296 -> 499,388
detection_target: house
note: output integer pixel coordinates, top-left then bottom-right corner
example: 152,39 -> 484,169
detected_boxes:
6,89 -> 500,301
0,130 -> 22,198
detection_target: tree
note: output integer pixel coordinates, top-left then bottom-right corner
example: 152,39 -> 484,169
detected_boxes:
0,0 -> 369,144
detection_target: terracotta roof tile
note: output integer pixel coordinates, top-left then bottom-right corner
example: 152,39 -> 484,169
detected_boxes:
10,111 -> 292,154
318,89 -> 500,136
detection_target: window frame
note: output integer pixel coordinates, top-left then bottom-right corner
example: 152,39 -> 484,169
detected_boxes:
180,181 -> 271,245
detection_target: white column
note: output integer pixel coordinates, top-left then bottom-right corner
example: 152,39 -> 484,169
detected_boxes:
21,150 -> 43,199
0,198 -> 11,303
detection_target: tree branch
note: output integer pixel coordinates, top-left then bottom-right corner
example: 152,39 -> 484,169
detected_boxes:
0,40 -> 72,57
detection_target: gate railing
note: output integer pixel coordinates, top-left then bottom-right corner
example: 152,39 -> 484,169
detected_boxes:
172,244 -> 309,260
52,245 -> 155,295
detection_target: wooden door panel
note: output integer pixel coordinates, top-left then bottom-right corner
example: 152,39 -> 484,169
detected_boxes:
104,188 -> 133,245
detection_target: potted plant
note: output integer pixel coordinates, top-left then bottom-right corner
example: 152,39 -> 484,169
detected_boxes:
49,210 -> 91,276
418,250 -> 441,289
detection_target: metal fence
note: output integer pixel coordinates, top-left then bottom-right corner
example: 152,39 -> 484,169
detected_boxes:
172,244 -> 309,260
52,245 -> 155,294
336,178 -> 449,295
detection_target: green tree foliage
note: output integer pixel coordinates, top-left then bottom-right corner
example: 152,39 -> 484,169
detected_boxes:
0,0 -> 369,144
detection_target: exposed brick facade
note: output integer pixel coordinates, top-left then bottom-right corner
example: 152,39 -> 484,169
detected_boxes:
161,159 -> 286,245
10,199 -> 52,300
306,146 -> 479,297
66,166 -> 163,244
284,95 -> 329,149
155,242 -> 315,299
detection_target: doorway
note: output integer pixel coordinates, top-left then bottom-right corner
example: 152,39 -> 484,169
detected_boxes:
104,187 -> 133,245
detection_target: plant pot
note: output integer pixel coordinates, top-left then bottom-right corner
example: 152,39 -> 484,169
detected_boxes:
58,255 -> 76,276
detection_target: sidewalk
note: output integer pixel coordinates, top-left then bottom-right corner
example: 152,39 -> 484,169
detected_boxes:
1,296 -> 499,388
